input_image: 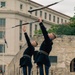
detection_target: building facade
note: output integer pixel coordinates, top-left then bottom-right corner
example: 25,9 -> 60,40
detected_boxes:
0,0 -> 70,75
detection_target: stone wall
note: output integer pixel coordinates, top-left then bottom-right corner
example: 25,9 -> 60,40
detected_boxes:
7,35 -> 75,75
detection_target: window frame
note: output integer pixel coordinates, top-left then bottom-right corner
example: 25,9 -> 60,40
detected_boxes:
19,20 -> 22,41
61,19 -> 63,23
45,12 -> 47,19
0,44 -> 5,53
53,16 -> 55,22
35,24 -> 37,31
49,14 -> 51,21
0,65 -> 5,73
49,56 -> 57,63
30,7 -> 32,14
20,4 -> 23,10
0,18 -> 6,27
40,11 -> 42,17
70,58 -> 75,72
30,23 -> 32,37
57,17 -> 59,24
0,2 -> 6,8
35,11 -> 37,16
0,31 -> 4,39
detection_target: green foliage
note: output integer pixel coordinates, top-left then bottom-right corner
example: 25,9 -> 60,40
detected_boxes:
53,25 -> 75,35
34,16 -> 75,35
69,16 -> 75,27
48,25 -> 59,33
34,25 -> 75,35
34,30 -> 42,35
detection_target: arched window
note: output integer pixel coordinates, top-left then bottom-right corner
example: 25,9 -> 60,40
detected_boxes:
70,58 -> 75,72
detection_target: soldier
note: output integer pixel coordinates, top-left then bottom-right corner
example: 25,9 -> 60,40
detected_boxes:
35,18 -> 56,75
20,26 -> 38,75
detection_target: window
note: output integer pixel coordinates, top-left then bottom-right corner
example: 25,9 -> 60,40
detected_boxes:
61,19 -> 63,23
30,7 -> 32,9
20,33 -> 22,41
30,7 -> 32,14
20,4 -> 23,10
35,11 -> 37,16
30,23 -> 32,37
70,58 -> 75,72
45,12 -> 47,19
49,56 -> 57,63
0,2 -> 6,8
40,11 -> 42,17
53,16 -> 55,22
0,44 -> 5,53
57,17 -> 59,24
49,14 -> 51,21
0,18 -> 6,27
19,20 -> 22,41
20,45 -> 22,50
0,65 -> 5,73
35,24 -> 37,31
0,31 -> 4,39
65,20 -> 67,23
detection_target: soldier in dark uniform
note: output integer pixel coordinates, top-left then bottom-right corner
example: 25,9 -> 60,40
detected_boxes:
20,26 -> 38,75
35,18 -> 56,75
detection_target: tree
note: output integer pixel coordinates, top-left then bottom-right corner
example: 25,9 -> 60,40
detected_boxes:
69,15 -> 75,27
34,16 -> 75,35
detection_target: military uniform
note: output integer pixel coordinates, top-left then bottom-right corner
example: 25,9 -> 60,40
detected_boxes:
20,33 -> 34,75
35,22 -> 53,75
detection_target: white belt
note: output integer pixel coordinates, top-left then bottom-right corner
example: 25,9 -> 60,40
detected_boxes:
40,50 -> 48,56
23,54 -> 31,58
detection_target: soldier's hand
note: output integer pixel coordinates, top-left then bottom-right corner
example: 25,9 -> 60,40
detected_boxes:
23,26 -> 26,32
38,18 -> 43,23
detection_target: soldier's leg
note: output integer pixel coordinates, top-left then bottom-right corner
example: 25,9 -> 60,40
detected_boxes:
22,66 -> 27,75
45,66 -> 49,75
28,66 -> 32,75
39,64 -> 44,75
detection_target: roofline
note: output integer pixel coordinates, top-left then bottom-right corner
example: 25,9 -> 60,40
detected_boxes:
30,0 -> 71,18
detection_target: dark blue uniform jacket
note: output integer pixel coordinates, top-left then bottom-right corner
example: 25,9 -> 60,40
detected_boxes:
35,22 -> 53,67
20,33 -> 34,67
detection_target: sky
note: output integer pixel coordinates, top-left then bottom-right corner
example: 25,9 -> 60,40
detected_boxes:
32,0 -> 75,17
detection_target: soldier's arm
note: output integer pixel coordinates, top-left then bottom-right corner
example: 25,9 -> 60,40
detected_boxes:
23,26 -> 32,46
39,18 -> 50,42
